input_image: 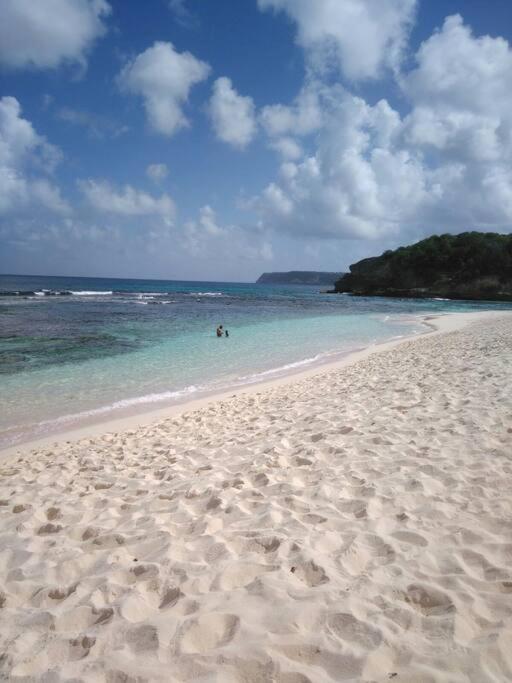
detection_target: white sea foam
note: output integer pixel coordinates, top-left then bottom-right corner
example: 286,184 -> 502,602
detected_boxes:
237,352 -> 337,382
12,385 -> 202,439
70,290 -> 113,296
193,292 -> 223,297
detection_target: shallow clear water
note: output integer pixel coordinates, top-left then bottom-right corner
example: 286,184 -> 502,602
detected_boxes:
1,274 -> 510,447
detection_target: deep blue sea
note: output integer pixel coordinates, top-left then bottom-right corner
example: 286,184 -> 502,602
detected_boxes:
1,273 -> 510,448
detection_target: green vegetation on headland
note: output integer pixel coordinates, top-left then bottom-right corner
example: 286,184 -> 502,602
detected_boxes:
257,271 -> 343,285
333,232 -> 512,301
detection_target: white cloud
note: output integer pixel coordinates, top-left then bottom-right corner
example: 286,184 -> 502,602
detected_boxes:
79,179 -> 175,224
0,96 -> 68,215
250,14 -> 512,243
260,82 -> 324,159
261,83 -> 323,137
403,15 -> 512,163
268,137 -> 303,160
182,205 -> 226,253
118,42 -> 210,136
146,163 -> 169,183
258,0 -> 417,80
0,0 -> 111,70
198,204 -> 226,236
253,89 -> 415,238
209,77 -> 257,149
182,204 -> 273,266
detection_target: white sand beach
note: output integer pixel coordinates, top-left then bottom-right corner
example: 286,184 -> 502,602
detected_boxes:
1,311 -> 512,682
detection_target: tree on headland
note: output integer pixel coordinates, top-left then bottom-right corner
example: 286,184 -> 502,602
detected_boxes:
334,232 -> 512,301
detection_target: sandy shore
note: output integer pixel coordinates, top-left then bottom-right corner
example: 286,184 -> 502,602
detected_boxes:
1,312 -> 512,681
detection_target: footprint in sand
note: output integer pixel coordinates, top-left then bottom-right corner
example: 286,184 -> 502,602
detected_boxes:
178,613 -> 239,653
12,504 -> 31,514
213,562 -> 277,590
30,584 -> 77,608
125,624 -> 159,653
46,506 -> 61,520
326,612 -> 382,649
338,534 -> 395,576
291,560 -> 329,587
240,536 -> 281,555
68,635 -> 96,661
404,584 -> 454,616
37,523 -> 62,535
159,586 -> 182,609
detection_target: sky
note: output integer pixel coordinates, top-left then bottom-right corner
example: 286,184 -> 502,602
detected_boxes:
2,0 -> 512,282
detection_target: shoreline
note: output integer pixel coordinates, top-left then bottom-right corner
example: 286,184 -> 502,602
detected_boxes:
1,309 -> 503,459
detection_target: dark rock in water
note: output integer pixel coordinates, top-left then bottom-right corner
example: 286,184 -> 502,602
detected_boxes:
257,271 -> 344,286
333,232 -> 512,302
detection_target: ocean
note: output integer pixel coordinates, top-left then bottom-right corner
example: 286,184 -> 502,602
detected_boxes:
1,273 -> 510,448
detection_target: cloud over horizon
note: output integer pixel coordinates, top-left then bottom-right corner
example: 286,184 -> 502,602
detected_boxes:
251,13 -> 512,244
2,1 -> 512,280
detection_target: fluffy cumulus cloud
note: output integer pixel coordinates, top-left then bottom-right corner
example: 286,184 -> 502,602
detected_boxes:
251,14 -> 512,242
79,179 -> 175,225
403,15 -> 512,159
0,96 -> 68,215
208,77 -> 257,149
261,84 -> 323,138
402,15 -> 512,227
254,91 -> 423,239
260,83 -> 322,159
0,0 -> 110,70
118,42 -> 210,136
258,0 -> 417,80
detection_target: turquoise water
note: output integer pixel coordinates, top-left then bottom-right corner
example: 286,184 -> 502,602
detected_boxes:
1,274 -> 510,447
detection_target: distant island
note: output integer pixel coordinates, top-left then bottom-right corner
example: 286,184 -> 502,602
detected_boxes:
257,271 -> 343,286
333,232 -> 512,301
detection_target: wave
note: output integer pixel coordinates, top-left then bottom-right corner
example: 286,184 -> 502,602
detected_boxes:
69,290 -> 113,296
0,289 -> 71,297
1,289 -> 114,297
2,385 -> 203,446
0,290 -> 40,297
1,287 -> 225,300
237,351 -> 338,382
135,298 -> 174,305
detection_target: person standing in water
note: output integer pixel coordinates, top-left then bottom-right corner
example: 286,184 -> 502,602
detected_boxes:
216,325 -> 223,337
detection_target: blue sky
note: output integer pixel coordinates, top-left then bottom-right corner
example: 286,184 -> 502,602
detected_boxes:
2,0 -> 512,281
